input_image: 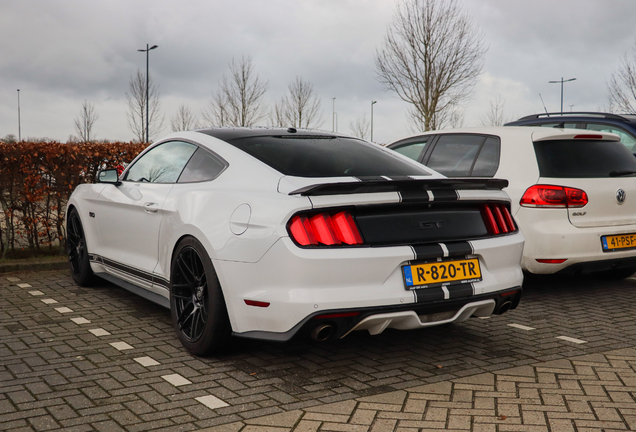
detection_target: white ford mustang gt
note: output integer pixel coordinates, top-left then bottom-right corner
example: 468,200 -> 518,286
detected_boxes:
66,128 -> 524,355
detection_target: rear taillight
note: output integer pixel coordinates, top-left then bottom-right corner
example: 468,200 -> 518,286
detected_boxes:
482,203 -> 517,235
520,185 -> 588,208
288,211 -> 364,247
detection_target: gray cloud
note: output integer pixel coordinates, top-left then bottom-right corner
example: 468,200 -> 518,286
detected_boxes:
2,0 -> 635,143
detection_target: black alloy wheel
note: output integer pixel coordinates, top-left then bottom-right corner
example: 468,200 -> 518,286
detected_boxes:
170,237 -> 231,355
66,208 -> 94,286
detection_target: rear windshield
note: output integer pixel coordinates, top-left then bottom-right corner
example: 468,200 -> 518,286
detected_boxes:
228,135 -> 432,177
534,139 -> 636,178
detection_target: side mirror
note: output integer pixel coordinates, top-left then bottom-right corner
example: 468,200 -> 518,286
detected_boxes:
97,169 -> 121,185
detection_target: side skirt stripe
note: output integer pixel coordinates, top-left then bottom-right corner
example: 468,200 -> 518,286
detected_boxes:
89,254 -> 170,289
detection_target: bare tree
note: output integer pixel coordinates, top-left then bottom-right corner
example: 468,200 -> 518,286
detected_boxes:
608,41 -> 636,113
375,0 -> 486,131
279,77 -> 323,128
268,99 -> 286,127
479,96 -> 511,127
201,89 -> 231,127
208,56 -> 268,127
73,100 -> 99,142
349,114 -> 370,140
170,104 -> 198,132
126,70 -> 164,142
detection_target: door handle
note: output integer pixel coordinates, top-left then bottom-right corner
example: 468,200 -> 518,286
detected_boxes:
143,202 -> 159,213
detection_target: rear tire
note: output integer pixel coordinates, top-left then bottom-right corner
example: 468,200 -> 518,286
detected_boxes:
170,237 -> 231,356
66,207 -> 95,287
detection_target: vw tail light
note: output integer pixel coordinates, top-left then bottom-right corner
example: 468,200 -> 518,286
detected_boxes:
520,185 -> 588,208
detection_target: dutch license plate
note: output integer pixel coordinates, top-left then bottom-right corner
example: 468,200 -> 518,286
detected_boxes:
402,258 -> 482,290
602,233 -> 636,252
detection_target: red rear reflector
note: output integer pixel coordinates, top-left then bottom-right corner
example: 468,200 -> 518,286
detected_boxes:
520,185 -> 587,208
314,312 -> 360,319
244,299 -> 270,307
573,134 -> 603,140
535,259 -> 567,264
500,290 -> 519,297
288,211 -> 363,247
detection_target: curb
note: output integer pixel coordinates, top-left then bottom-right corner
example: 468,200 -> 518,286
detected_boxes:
0,258 -> 68,274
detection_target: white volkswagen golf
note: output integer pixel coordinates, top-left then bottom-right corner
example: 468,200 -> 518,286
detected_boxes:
67,128 -> 524,355
389,127 -> 636,278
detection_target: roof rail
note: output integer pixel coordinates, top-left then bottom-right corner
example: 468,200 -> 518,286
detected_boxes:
515,112 -> 631,122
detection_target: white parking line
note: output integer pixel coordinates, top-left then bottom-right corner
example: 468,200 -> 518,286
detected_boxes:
41,299 -> 58,304
109,341 -> 133,351
7,277 -> 21,282
17,283 -> 31,288
70,317 -> 91,325
556,336 -> 587,344
134,357 -> 160,367
507,323 -> 535,331
28,290 -> 44,296
89,328 -> 111,337
196,395 -> 229,410
54,307 -> 73,314
162,374 -> 191,387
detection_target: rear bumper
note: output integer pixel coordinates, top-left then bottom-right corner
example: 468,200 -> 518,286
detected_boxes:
234,286 -> 522,342
516,207 -> 636,274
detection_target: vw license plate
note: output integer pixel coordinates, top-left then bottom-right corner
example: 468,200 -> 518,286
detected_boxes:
602,233 -> 636,252
403,258 -> 482,290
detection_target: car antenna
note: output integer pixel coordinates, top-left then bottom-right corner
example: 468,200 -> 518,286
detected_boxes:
539,93 -> 549,116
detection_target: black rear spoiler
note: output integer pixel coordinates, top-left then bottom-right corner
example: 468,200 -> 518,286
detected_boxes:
289,178 -> 509,196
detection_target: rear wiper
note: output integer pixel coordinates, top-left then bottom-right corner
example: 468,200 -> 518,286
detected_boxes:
609,170 -> 636,177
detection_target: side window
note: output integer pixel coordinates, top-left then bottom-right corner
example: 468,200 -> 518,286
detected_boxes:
391,139 -> 428,161
471,137 -> 501,177
586,123 -> 636,151
124,141 -> 197,183
426,135 -> 485,177
178,148 -> 227,183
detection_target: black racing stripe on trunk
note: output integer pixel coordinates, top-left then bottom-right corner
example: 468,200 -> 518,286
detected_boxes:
413,244 -> 444,260
431,189 -> 459,201
355,176 -> 388,182
448,283 -> 474,299
399,190 -> 430,203
444,241 -> 473,256
415,287 -> 445,303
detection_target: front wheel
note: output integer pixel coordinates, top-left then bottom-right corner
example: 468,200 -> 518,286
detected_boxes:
66,207 -> 95,287
170,237 -> 231,356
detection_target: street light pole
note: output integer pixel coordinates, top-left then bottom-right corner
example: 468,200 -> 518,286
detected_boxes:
548,77 -> 576,114
332,97 -> 336,132
138,44 -> 158,143
17,89 -> 21,142
370,100 -> 377,142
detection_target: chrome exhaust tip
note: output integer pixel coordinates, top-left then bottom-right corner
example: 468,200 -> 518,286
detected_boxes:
310,324 -> 335,341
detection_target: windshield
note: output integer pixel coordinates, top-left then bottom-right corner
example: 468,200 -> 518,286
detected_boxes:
534,139 -> 636,178
228,135 -> 432,178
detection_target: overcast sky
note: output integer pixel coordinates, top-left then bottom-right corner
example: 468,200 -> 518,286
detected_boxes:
2,0 -> 636,144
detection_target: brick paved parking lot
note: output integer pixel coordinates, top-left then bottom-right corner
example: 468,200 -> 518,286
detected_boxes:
2,269 -> 636,431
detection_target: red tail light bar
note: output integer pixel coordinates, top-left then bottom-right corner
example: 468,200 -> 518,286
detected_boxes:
482,203 -> 517,235
520,185 -> 588,208
289,211 -> 364,246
